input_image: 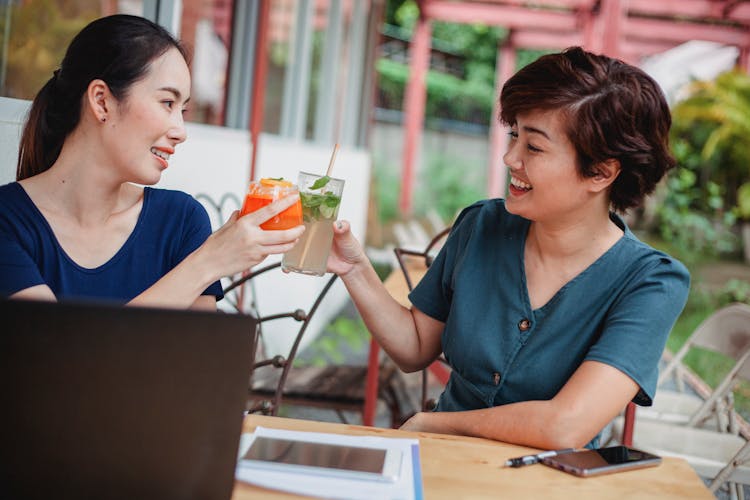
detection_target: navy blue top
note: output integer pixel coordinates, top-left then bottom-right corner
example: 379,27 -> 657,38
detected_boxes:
0,182 -> 223,303
409,200 -> 690,439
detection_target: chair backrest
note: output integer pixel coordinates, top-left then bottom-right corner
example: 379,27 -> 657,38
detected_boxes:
659,303 -> 750,386
394,226 -> 451,289
225,264 -> 339,416
393,226 -> 451,411
689,303 -> 750,357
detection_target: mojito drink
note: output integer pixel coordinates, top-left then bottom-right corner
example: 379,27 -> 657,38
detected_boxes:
282,172 -> 344,276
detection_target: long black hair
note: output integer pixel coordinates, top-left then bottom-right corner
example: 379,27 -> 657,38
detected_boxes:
16,14 -> 188,180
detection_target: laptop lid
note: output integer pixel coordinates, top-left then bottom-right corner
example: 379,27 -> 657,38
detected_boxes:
0,299 -> 256,500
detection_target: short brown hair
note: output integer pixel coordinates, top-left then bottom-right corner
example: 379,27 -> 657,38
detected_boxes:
500,47 -> 675,213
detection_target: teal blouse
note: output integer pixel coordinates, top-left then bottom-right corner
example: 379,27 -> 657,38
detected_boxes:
409,199 -> 690,443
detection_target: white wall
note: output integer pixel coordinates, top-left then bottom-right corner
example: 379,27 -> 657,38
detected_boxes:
0,97 -> 29,184
0,97 -> 371,357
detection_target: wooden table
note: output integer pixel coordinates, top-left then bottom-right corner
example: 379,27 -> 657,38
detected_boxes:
232,415 -> 713,499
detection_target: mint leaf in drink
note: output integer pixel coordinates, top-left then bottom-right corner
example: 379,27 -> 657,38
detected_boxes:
310,176 -> 331,190
323,193 -> 341,207
300,192 -> 323,207
300,192 -> 341,220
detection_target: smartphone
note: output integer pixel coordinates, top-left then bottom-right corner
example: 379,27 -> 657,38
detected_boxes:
541,446 -> 661,477
238,435 -> 403,483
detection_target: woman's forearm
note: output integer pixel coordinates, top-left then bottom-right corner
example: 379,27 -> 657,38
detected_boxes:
128,246 -> 217,309
403,400 -> 590,450
402,361 -> 639,449
339,260 -> 442,372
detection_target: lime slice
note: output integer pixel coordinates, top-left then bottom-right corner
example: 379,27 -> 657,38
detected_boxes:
319,204 -> 335,219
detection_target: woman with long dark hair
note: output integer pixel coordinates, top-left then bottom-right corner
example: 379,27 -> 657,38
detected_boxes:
0,15 -> 303,308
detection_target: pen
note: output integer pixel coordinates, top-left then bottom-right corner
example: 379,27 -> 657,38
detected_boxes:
503,448 -> 576,468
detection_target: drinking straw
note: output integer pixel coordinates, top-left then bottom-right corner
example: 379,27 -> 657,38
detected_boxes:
326,143 -> 340,177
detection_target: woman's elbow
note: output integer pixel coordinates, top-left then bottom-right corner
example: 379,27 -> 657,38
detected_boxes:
542,411 -> 599,449
393,358 -> 431,374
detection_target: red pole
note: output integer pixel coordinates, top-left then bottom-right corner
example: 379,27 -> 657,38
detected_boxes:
362,339 -> 380,426
622,402 -> 636,447
249,0 -> 271,182
600,0 -> 625,59
487,36 -> 515,199
399,4 -> 432,216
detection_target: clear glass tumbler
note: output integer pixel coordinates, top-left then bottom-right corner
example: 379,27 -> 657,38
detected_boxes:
281,172 -> 345,276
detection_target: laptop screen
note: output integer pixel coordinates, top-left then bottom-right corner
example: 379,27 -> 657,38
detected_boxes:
0,299 -> 256,500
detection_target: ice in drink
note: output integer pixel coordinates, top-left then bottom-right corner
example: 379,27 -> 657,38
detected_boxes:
282,172 -> 344,276
239,178 -> 302,230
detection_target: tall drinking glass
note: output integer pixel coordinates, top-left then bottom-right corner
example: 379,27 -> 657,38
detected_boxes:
282,172 -> 345,276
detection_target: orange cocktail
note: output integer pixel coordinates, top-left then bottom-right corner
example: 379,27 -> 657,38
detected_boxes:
239,178 -> 303,230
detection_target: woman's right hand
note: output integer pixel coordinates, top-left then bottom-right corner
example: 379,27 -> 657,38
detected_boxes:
327,220 -> 368,276
203,194 -> 305,279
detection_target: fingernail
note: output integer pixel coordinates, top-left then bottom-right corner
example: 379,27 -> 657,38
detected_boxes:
336,221 -> 343,230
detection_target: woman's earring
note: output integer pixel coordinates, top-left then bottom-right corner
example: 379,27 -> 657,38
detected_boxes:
101,117 -> 106,123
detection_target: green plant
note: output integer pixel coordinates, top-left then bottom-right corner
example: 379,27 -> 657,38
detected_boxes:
655,167 -> 737,261
715,279 -> 750,305
671,70 -> 750,210
376,58 -> 495,126
372,163 -> 400,224
414,155 -> 485,222
295,316 -> 369,368
737,182 -> 750,221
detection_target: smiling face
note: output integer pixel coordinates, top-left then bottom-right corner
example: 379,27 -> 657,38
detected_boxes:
102,47 -> 190,185
503,108 -> 598,223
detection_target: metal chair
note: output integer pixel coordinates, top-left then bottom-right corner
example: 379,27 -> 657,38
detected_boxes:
392,226 -> 452,412
609,303 -> 750,444
608,303 -> 750,496
234,264 -> 412,426
646,303 -> 750,432
224,263 -> 341,416
618,348 -> 750,497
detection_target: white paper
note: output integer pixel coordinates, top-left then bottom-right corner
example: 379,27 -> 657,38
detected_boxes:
235,427 -> 422,500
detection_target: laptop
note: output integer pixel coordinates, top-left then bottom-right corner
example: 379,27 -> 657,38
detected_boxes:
0,299 -> 256,500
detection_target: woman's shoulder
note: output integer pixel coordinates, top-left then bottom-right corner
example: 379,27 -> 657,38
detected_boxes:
0,182 -> 24,201
142,187 -> 211,232
618,226 -> 690,285
0,182 -> 38,223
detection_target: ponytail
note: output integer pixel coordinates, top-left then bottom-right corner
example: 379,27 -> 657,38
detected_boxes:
16,71 -> 78,180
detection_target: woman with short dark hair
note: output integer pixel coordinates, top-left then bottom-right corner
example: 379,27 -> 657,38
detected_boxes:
330,47 -> 689,449
0,15 -> 303,307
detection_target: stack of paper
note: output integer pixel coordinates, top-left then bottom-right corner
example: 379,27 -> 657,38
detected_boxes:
235,427 -> 423,500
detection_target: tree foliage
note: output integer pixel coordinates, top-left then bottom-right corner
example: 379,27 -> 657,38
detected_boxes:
1,0 -> 94,99
671,70 -> 750,209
